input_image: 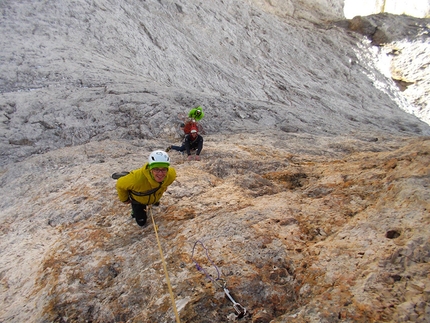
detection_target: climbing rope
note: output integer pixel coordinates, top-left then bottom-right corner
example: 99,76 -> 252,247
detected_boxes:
149,205 -> 181,323
191,240 -> 247,318
191,240 -> 224,288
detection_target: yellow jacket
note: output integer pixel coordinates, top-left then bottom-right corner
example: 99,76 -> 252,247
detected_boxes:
116,163 -> 176,205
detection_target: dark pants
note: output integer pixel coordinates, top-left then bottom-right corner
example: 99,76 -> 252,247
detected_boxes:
131,202 -> 147,226
171,144 -> 186,152
171,142 -> 201,154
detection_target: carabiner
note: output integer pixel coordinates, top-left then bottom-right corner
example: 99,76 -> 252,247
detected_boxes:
223,287 -> 247,318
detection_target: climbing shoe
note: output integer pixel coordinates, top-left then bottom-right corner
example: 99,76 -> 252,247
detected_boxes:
112,171 -> 130,179
134,208 -> 147,227
135,217 -> 147,227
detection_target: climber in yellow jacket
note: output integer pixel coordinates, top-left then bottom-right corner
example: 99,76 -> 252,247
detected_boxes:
116,150 -> 176,227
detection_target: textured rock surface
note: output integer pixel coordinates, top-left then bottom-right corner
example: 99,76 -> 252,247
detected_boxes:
344,0 -> 430,19
0,1 -> 429,323
1,135 -> 429,323
347,13 -> 430,124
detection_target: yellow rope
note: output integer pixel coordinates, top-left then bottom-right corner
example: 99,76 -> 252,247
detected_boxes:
149,206 -> 181,323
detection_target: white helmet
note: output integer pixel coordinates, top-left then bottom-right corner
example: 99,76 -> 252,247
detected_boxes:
148,150 -> 170,169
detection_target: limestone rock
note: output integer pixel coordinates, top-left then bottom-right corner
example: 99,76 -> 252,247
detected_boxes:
0,1 -> 429,323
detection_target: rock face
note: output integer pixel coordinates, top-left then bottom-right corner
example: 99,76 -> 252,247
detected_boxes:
0,1 -> 429,323
344,0 -> 430,19
347,13 -> 430,125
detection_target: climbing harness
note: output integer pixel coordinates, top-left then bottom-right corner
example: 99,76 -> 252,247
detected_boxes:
111,171 -> 161,204
130,184 -> 161,197
149,206 -> 181,323
191,240 -> 247,319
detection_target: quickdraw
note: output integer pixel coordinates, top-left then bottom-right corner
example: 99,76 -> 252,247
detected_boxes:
223,286 -> 247,318
191,240 -> 247,319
